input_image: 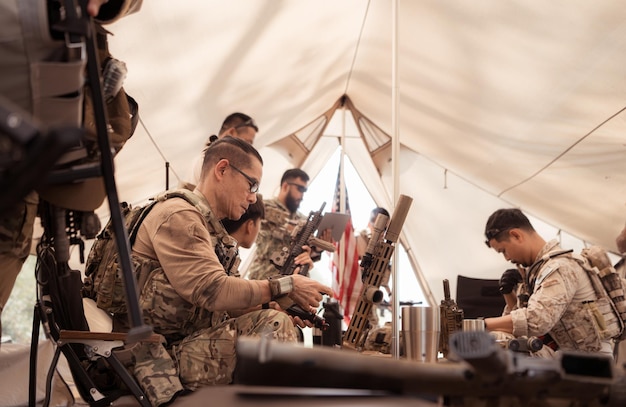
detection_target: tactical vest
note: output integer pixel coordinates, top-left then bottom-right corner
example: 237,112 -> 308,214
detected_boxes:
84,189 -> 240,338
525,251 -> 619,352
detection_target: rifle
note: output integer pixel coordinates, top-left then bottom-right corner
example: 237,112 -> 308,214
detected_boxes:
284,304 -> 329,331
235,331 -> 626,406
343,194 -> 413,350
438,279 -> 463,358
269,202 -> 335,277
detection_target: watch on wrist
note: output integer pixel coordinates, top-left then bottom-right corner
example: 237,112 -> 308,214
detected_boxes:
269,276 -> 294,300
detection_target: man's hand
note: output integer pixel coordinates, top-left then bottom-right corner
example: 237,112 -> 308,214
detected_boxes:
499,268 -> 522,294
318,228 -> 334,244
293,245 -> 315,272
288,274 -> 332,310
265,300 -> 312,329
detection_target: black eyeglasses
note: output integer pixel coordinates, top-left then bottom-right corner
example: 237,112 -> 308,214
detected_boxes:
235,118 -> 259,132
484,228 -> 511,247
287,182 -> 307,193
229,163 -> 259,193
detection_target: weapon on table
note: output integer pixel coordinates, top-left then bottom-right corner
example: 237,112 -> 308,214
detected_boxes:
235,331 -> 626,406
343,194 -> 413,350
269,202 -> 335,277
438,279 -> 464,358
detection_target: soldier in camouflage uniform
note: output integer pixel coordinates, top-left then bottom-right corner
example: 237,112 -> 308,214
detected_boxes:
0,0 -> 141,342
247,168 -> 323,280
483,208 -> 614,358
114,138 -> 332,405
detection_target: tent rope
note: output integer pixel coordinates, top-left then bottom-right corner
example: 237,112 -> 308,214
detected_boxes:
343,0 -> 371,96
498,105 -> 626,197
138,115 -> 182,183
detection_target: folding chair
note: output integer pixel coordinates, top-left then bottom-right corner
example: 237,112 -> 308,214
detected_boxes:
455,275 -> 505,319
28,203 -> 156,407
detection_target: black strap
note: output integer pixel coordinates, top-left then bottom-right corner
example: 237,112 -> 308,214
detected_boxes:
128,201 -> 158,247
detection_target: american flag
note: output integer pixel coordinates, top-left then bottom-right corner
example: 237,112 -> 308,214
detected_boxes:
330,167 -> 362,324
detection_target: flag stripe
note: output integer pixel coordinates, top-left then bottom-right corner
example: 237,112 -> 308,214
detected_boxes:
330,166 -> 361,323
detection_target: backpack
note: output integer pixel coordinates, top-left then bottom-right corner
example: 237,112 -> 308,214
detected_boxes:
83,189 -> 239,314
83,200 -> 158,313
550,247 -> 626,341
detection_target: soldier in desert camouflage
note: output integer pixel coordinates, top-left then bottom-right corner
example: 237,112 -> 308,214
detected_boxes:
483,208 -> 614,358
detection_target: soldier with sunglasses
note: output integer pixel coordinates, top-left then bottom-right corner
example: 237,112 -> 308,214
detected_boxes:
248,168 -> 332,281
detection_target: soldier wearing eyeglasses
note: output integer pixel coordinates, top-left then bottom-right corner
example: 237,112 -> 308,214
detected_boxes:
185,112 -> 259,189
121,138 -> 332,404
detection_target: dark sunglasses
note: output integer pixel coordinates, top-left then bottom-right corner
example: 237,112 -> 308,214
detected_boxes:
484,228 -> 511,247
235,118 -> 259,132
288,182 -> 307,193
229,163 -> 260,193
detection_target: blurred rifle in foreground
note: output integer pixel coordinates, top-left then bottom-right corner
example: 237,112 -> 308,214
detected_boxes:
343,194 -> 413,350
236,331 -> 626,406
439,279 -> 463,358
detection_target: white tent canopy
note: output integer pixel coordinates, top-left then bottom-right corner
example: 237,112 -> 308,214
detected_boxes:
101,0 -> 626,303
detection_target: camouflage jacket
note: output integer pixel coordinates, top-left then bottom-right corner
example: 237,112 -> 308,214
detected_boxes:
247,198 -> 306,280
127,189 -> 263,343
509,240 -> 613,354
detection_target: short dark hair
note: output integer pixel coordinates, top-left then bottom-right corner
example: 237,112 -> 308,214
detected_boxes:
219,112 -> 258,135
484,208 -> 534,244
369,207 -> 390,224
280,168 -> 309,185
222,194 -> 265,234
202,136 -> 263,178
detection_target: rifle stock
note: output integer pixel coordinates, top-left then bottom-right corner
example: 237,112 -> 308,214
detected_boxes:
438,279 -> 463,357
343,195 -> 413,350
236,331 -> 626,405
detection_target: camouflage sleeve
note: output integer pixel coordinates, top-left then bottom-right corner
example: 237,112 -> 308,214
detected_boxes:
136,201 -> 266,311
247,200 -> 289,280
509,258 -> 581,338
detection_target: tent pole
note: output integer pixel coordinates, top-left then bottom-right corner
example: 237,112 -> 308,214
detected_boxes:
391,0 -> 401,360
340,104 -> 346,310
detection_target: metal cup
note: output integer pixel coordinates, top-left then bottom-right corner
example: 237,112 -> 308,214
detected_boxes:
401,306 -> 440,363
462,319 -> 485,331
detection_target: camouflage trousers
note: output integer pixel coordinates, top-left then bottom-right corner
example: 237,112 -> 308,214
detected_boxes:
129,309 -> 297,406
0,192 -> 38,320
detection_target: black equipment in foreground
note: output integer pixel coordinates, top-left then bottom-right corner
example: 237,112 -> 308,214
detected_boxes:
235,331 -> 626,406
26,1 -> 152,406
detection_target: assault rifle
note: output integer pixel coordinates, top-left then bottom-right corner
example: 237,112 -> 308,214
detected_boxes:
269,202 -> 335,277
343,194 -> 413,350
438,279 -> 463,358
235,331 -> 626,406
